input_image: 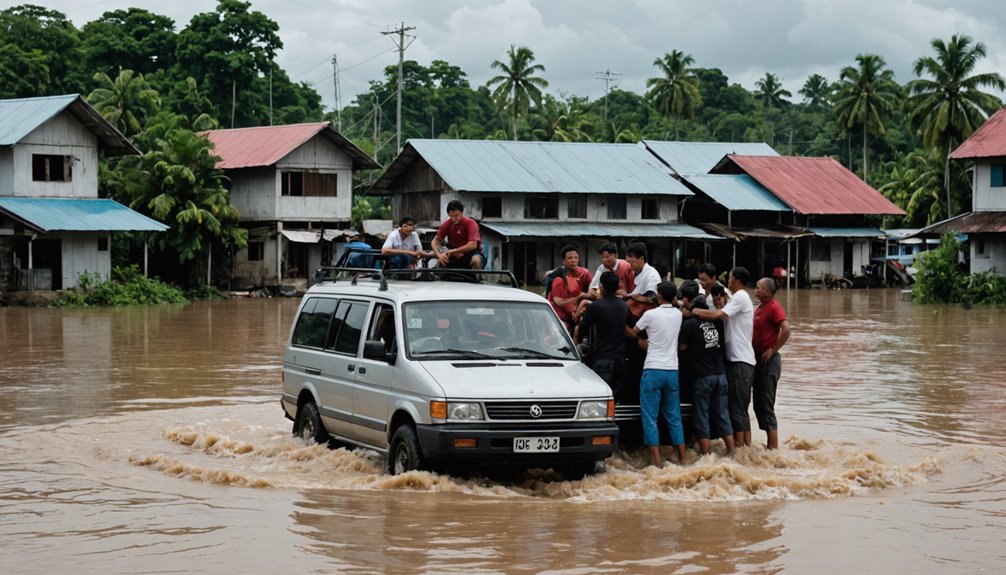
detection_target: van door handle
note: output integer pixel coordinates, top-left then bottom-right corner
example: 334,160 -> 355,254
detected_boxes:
305,367 -> 321,376
358,367 -> 367,375
348,364 -> 356,372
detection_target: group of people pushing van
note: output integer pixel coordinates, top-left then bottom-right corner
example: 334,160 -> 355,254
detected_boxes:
549,242 -> 791,467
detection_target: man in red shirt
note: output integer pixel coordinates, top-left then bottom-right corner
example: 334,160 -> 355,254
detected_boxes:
548,244 -> 592,330
432,200 -> 482,269
752,277 -> 791,450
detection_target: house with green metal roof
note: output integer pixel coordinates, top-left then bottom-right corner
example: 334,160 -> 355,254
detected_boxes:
0,94 -> 167,293
369,139 -> 716,286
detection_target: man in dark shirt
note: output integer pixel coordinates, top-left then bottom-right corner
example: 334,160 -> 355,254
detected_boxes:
678,280 -> 734,455
576,271 -> 630,397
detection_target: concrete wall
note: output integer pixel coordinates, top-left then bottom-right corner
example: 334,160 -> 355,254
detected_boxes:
971,234 -> 1006,274
10,111 -> 99,198
973,160 -> 1006,212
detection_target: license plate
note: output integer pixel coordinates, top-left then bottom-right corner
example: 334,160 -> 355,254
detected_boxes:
513,436 -> 559,453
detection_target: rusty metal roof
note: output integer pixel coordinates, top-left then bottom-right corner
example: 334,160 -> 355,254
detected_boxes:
368,139 -> 692,196
642,140 -> 779,175
200,122 -> 380,170
0,94 -> 138,156
700,223 -> 813,241
918,211 -> 1006,234
719,155 -> 905,216
950,108 -> 1006,160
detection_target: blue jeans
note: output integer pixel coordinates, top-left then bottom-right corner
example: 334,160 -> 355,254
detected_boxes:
384,254 -> 414,269
639,369 -> 684,446
692,373 -> 732,440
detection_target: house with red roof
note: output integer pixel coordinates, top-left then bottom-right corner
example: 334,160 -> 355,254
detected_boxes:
924,108 -> 1006,274
201,122 -> 379,288
710,154 -> 905,285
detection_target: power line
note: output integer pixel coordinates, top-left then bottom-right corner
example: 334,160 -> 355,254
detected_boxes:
382,22 -> 416,155
595,69 -> 622,130
308,47 -> 397,87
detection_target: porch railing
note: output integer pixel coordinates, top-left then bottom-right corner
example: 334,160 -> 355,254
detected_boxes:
13,268 -> 53,291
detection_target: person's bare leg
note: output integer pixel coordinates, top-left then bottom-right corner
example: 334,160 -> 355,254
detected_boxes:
723,435 -> 735,454
647,446 -> 661,467
734,431 -> 745,447
471,255 -> 483,270
698,438 -> 711,455
676,444 -> 687,464
766,429 -> 779,450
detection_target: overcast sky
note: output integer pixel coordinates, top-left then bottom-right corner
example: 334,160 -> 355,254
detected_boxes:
8,0 -> 1006,111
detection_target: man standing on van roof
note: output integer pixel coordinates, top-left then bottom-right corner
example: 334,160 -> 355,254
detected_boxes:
382,216 -> 429,269
432,200 -> 482,269
632,280 -> 686,467
685,266 -> 756,448
752,277 -> 791,450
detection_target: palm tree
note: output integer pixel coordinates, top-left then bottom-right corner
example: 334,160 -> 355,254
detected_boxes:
87,68 -> 160,138
879,152 -> 943,226
645,50 -> 701,140
833,54 -> 900,184
755,72 -> 791,109
907,34 -> 1005,217
799,73 -> 832,108
487,45 -> 549,140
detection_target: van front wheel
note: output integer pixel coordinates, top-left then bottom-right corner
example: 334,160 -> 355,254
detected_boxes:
297,402 -> 329,444
388,425 -> 425,475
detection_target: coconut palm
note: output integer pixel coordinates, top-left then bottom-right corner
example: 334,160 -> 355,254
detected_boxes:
487,45 -> 549,140
799,73 -> 832,108
87,68 -> 160,138
879,152 -> 944,226
833,54 -> 900,184
907,34 -> 1005,217
646,50 -> 701,140
755,72 -> 791,110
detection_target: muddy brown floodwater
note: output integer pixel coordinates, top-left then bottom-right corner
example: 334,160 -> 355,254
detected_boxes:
1,289 -> 1004,574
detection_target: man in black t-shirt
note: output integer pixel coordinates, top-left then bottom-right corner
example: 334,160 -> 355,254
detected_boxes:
678,280 -> 735,455
577,271 -> 630,397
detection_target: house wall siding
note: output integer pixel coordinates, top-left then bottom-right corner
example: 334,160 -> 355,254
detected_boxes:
59,232 -> 111,288
973,160 -> 1006,211
0,148 -> 13,193
228,168 -> 277,221
12,111 -> 99,198
971,235 -> 1006,274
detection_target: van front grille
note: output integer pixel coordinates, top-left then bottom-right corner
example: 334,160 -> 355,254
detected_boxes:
484,401 -> 578,420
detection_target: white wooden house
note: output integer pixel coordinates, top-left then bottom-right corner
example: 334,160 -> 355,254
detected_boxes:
201,122 -> 380,288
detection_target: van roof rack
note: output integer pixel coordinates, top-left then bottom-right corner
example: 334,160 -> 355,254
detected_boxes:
312,267 -> 519,290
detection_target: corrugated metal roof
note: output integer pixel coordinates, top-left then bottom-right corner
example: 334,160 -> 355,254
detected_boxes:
642,140 -> 779,175
0,198 -> 168,232
200,122 -> 380,170
950,108 -> 1006,159
0,94 -> 138,156
722,155 -> 906,216
370,140 -> 692,196
700,223 -> 813,240
808,227 -> 886,238
481,221 -> 718,240
681,174 -> 790,211
918,211 -> 1006,234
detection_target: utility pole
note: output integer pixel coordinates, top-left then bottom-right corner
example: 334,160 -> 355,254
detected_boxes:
332,54 -> 342,131
372,95 -> 381,153
595,69 -> 621,139
382,22 -> 415,155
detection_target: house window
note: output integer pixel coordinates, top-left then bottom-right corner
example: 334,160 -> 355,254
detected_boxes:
976,237 -> 986,256
607,197 -> 626,220
992,164 -> 1005,187
247,241 -> 264,262
567,195 -> 587,218
525,196 -> 558,219
281,171 -> 304,196
482,197 -> 502,218
97,237 -> 108,252
641,198 -> 660,220
303,172 -> 337,197
32,154 -> 72,182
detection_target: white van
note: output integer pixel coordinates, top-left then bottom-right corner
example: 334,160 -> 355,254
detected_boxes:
280,268 -> 619,477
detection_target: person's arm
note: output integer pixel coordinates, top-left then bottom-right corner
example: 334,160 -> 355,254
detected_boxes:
687,306 -> 726,321
446,240 -> 477,256
761,319 -> 791,363
551,276 -> 588,307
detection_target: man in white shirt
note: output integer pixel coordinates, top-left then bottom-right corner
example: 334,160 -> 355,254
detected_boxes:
631,281 -> 687,467
624,242 -> 661,325
381,216 -> 429,269
685,266 -> 756,447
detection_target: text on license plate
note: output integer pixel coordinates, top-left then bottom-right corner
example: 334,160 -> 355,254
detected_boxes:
513,436 -> 559,453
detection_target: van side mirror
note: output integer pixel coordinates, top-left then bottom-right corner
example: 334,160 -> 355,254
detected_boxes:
364,339 -> 395,364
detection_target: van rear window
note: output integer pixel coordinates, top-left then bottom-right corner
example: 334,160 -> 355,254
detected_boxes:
292,297 -> 338,348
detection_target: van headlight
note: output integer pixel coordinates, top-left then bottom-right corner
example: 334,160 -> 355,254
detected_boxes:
448,402 -> 484,421
578,400 -> 609,420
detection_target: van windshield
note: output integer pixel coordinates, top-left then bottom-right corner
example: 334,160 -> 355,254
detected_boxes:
403,300 -> 577,361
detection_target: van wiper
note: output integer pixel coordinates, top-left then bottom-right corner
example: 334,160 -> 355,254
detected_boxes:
413,348 -> 495,359
496,347 -> 570,360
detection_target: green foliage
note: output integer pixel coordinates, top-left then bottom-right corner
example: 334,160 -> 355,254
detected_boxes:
913,233 -> 967,304
56,265 -> 188,307
87,69 -> 161,137
833,54 -> 901,183
488,45 -> 549,140
646,50 -> 702,140
965,270 -> 1006,305
0,4 -> 85,95
80,8 -> 177,77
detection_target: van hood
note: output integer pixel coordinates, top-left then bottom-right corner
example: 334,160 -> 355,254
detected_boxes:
419,360 -> 611,400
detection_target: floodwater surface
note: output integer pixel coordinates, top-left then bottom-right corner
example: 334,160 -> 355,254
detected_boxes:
1,290 -> 1004,574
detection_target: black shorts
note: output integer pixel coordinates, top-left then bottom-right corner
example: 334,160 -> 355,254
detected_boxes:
445,250 -> 482,269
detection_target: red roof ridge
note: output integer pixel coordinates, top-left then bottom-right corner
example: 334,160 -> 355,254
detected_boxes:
950,107 -> 1006,160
